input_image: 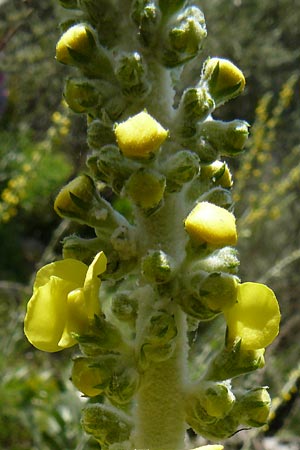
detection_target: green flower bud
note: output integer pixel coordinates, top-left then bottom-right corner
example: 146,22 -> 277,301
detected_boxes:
71,356 -> 114,397
178,87 -> 214,130
106,365 -> 140,405
200,160 -> 233,189
141,249 -> 176,283
238,387 -> 271,427
110,225 -> 137,260
163,7 -> 207,67
144,310 -> 178,345
64,77 -> 99,113
54,174 -> 109,227
58,0 -> 78,9
200,187 -> 233,210
178,293 -> 219,321
163,150 -> 200,192
188,413 -> 239,440
201,57 -> 246,106
186,381 -> 235,423
111,291 -> 138,324
140,340 -> 176,368
131,0 -> 161,46
76,314 -> 123,356
115,52 -> 150,98
194,272 -> 238,311
87,118 -> 115,149
204,340 -> 265,381
199,119 -> 249,157
87,145 -> 139,194
81,403 -> 133,446
126,169 -> 166,211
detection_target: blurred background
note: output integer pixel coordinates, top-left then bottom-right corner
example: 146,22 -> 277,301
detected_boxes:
0,0 -> 299,448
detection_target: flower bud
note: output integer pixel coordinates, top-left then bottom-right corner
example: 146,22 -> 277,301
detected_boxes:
202,57 -> 246,106
144,310 -> 177,345
115,52 -> 150,98
238,387 -> 271,427
56,23 -> 97,66
140,340 -> 176,368
141,250 -> 176,283
163,150 -> 200,192
76,314 -> 123,355
63,77 -> 99,113
199,119 -> 249,157
54,174 -> 108,227
115,111 -> 168,159
224,282 -> 280,350
163,6 -> 207,67
188,413 -> 239,440
87,119 -> 115,149
111,291 -> 138,323
184,201 -> 237,247
106,366 -> 140,405
198,272 -> 238,311
126,169 -> 166,210
205,340 -> 265,381
62,235 -> 108,264
71,356 -> 113,397
179,293 -> 219,321
184,137 -> 219,164
178,87 -> 214,130
131,0 -> 161,46
81,403 -> 133,446
186,381 -> 235,423
200,160 -> 233,188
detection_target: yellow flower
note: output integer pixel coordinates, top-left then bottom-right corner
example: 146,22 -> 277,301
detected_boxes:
184,201 -> 237,246
114,111 -> 168,158
24,252 -> 107,352
224,282 -> 280,350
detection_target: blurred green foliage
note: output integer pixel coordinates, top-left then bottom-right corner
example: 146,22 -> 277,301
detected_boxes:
0,0 -> 299,448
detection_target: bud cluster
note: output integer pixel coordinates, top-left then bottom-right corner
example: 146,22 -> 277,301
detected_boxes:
23,1 -> 281,449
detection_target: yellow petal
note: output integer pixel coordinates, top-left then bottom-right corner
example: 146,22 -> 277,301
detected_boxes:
224,282 -> 280,350
115,111 -> 168,158
184,201 -> 237,246
84,251 -> 107,318
24,276 -> 78,352
33,258 -> 87,292
59,288 -> 89,348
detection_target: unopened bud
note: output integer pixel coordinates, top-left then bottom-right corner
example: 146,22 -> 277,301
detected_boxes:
197,272 -> 238,311
87,119 -> 115,149
163,150 -> 200,192
179,293 -> 219,321
238,387 -> 271,427
64,77 -> 99,113
141,250 -> 176,283
56,23 -> 97,66
184,201 -> 237,247
111,291 -> 138,323
115,111 -> 168,159
194,247 -> 240,274
199,119 -> 249,157
54,174 -> 108,227
81,403 -> 133,446
202,57 -> 246,106
126,169 -> 166,210
163,6 -> 206,67
200,187 -> 233,210
200,161 -> 233,188
115,52 -> 150,98
131,0 -> 161,46
106,366 -> 140,405
71,356 -> 112,397
178,87 -> 214,128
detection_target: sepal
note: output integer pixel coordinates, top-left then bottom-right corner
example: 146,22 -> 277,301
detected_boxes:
163,150 -> 200,192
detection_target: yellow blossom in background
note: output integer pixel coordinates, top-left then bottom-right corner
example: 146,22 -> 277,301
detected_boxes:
114,111 -> 168,158
24,252 -> 107,352
224,282 -> 280,350
184,201 -> 237,246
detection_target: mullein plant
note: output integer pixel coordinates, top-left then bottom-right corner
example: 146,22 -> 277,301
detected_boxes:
24,1 -> 281,449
